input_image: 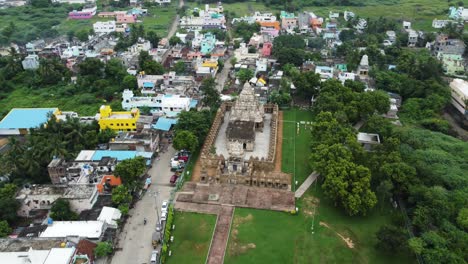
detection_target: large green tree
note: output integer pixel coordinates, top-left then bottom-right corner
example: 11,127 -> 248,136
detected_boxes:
50,198 -> 78,221
114,157 -> 146,186
173,130 -> 198,152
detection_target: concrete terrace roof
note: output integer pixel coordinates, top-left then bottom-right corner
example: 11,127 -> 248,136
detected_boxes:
153,118 -> 178,131
0,108 -> 58,129
75,150 -> 153,161
39,221 -> 104,239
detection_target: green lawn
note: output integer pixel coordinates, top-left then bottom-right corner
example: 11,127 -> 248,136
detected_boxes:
281,109 -> 315,189
224,108 -> 414,264
166,212 -> 217,264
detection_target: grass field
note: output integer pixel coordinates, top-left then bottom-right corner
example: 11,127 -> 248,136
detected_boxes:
166,212 -> 217,264
281,109 -> 315,189
224,108 -> 414,264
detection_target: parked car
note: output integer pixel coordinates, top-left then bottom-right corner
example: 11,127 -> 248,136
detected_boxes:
156,221 -> 162,232
161,211 -> 167,221
170,174 -> 179,186
150,250 -> 159,264
161,200 -> 169,213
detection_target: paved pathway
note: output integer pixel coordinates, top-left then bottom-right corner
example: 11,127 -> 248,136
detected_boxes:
216,55 -> 232,92
112,146 -> 177,264
207,206 -> 234,264
295,172 -> 319,198
166,0 -> 185,39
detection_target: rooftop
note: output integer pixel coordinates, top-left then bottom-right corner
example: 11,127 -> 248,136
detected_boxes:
39,221 -> 104,239
75,150 -> 153,161
0,108 -> 58,129
227,121 -> 255,141
153,117 -> 178,131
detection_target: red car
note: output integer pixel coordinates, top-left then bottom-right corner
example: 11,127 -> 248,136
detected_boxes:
170,174 -> 179,185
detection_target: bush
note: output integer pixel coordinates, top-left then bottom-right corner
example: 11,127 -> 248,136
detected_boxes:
94,242 -> 113,258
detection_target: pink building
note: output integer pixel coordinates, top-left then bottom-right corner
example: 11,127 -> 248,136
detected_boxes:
261,27 -> 279,37
262,42 -> 272,57
68,6 -> 97,19
116,13 -> 137,24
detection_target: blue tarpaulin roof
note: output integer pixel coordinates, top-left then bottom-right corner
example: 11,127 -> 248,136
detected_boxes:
91,150 -> 153,161
153,118 -> 178,131
0,108 -> 58,129
143,82 -> 154,88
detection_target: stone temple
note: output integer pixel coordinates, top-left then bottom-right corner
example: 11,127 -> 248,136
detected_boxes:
198,82 -> 291,190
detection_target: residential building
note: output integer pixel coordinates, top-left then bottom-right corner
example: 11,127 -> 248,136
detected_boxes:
75,150 -> 153,164
407,30 -> 418,47
234,43 -> 260,61
440,54 -> 465,75
344,11 -> 355,21
280,11 -> 298,31
155,0 -> 171,5
403,21 -> 411,30
310,18 -> 323,32
449,79 -> 468,117
253,11 -> 276,22
262,42 -> 272,57
109,130 -> 159,152
116,23 -> 130,33
16,184 -> 98,218
386,31 -> 396,43
354,18 -> 367,32
329,11 -> 339,19
433,34 -> 466,56
338,72 -> 356,84
0,108 -> 59,135
200,32 -> 216,54
93,21 -> 116,34
97,175 -> 122,194
432,19 -> 453,29
315,66 -> 333,80
75,240 -> 97,264
128,38 -> 151,53
298,12 -> 312,34
357,132 -> 381,151
26,39 -> 46,54
96,105 -> 140,132
117,13 -> 137,24
136,71 -> 196,93
52,0 -> 95,3
259,21 -> 280,37
68,6 -> 97,19
448,6 -> 468,21
22,54 -> 40,70
0,247 -> 76,264
40,221 -> 106,240
97,207 -> 122,229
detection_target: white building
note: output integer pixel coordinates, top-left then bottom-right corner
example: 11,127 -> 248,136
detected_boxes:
253,11 -> 277,22
22,54 -> 40,70
93,21 -> 116,34
155,0 -> 170,5
407,30 -> 418,47
40,221 -> 105,239
329,11 -> 339,19
357,132 -> 381,151
386,31 -> 396,43
122,89 -> 194,115
338,72 -> 356,84
0,247 -> 75,264
97,206 -> 122,229
51,0 -> 95,3
344,11 -> 355,21
128,39 -> 151,53
432,19 -> 453,29
450,79 -> 468,116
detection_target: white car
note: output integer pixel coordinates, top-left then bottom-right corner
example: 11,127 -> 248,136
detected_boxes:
161,200 -> 169,213
161,211 -> 167,221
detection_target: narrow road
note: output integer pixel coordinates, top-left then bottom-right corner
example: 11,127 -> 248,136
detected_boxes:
206,206 -> 234,264
112,146 -> 177,264
216,56 -> 232,92
166,0 -> 185,39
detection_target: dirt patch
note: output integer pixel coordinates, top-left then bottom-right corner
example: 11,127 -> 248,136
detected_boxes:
301,196 -> 320,217
190,156 -> 202,182
274,111 -> 284,172
228,214 -> 256,256
319,222 -> 355,249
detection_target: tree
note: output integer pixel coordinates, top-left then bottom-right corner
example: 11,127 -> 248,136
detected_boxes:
175,110 -> 212,142
111,185 -> 132,206
173,61 -> 186,74
114,157 -> 146,185
237,68 -> 254,84
0,220 -> 11,238
173,130 -> 198,152
169,36 -> 182,46
456,208 -> 468,230
142,60 -> 165,75
94,242 -> 113,258
0,184 -> 19,224
293,71 -> 320,99
200,77 -> 220,109
376,225 -> 408,252
50,198 -> 78,221
122,75 -> 138,90
75,29 -> 89,42
146,30 -> 160,47
269,91 -> 291,106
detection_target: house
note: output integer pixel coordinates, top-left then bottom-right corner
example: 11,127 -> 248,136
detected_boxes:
26,39 -> 46,54
98,11 -> 116,18
128,38 -> 151,53
448,6 -> 468,21
449,79 -> 468,117
280,11 -> 298,31
109,130 -> 160,152
75,239 -> 97,264
75,150 -> 153,164
407,30 -> 418,47
403,21 -> 411,30
117,13 -> 137,24
262,42 -> 272,57
338,72 -> 356,84
259,21 -> 280,37
253,11 -> 276,22
310,18 -> 323,31
116,23 -> 130,33
0,247 -> 76,264
297,12 -> 312,33
234,43 -> 260,61
155,0 -> 171,5
97,206 -> 122,229
52,0 -> 95,3
315,66 -> 333,80
0,108 -> 59,135
357,132 -> 380,151
386,31 -> 396,43
16,184 -> 99,218
433,34 -> 466,56
93,21 -> 116,34
432,19 -> 453,29
122,89 -> 195,115
354,18 -> 367,32
329,11 -> 339,19
68,6 -> 97,19
40,221 -> 106,240
440,54 -> 465,75
22,54 -> 40,70
344,11 -> 355,21
96,105 -> 140,132
200,32 -> 216,55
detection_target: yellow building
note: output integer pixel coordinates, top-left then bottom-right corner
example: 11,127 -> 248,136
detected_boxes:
97,105 -> 140,132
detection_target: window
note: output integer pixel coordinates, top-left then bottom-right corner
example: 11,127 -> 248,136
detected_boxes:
132,123 -> 135,126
